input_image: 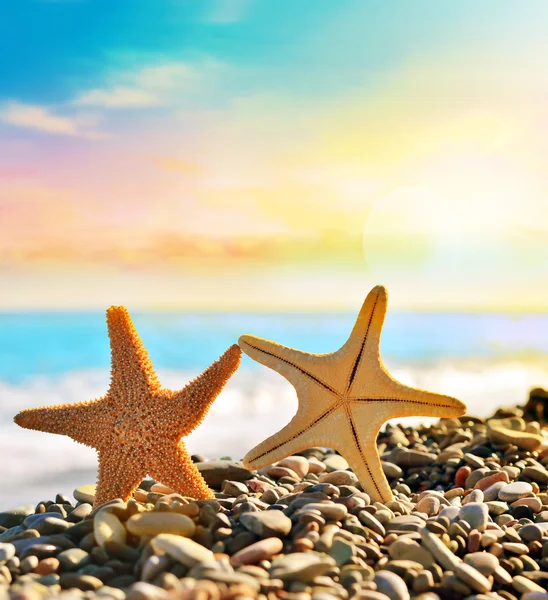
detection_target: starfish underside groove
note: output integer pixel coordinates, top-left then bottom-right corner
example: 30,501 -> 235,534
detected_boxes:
239,285 -> 466,503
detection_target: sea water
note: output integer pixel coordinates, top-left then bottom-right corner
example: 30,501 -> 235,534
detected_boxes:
1,311 -> 547,508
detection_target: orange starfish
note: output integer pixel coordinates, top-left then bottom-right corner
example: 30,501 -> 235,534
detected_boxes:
239,285 -> 466,503
14,307 -> 241,506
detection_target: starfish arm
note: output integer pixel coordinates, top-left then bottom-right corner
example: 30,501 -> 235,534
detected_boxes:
334,285 -> 388,395
354,372 -> 466,419
341,405 -> 393,503
14,400 -> 101,447
106,306 -> 160,394
148,439 -> 213,500
95,445 -> 147,506
166,344 -> 241,437
243,400 -> 347,469
239,335 -> 339,396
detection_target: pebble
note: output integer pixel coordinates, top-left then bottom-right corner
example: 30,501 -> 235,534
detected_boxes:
519,523 -> 544,543
382,461 -> 403,479
195,460 -> 253,487
73,485 -> 96,505
126,512 -> 195,537
240,509 -> 292,537
475,471 -> 509,490
488,424 -> 543,450
522,465 -> 548,484
319,470 -> 358,486
230,537 -> 283,566
454,563 -> 492,593
151,533 -> 215,567
463,552 -> 499,575
420,527 -> 461,571
126,582 -> 169,600
0,543 -> 15,563
459,503 -> 488,532
93,511 -> 126,548
323,454 -> 349,471
278,456 -> 309,478
498,481 -> 534,502
57,548 -> 90,571
270,552 -> 336,582
373,570 -> 410,600
512,575 -> 547,594
358,511 -> 386,536
0,505 -> 35,528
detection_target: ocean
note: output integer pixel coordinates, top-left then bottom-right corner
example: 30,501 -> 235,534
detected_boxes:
1,311 -> 547,509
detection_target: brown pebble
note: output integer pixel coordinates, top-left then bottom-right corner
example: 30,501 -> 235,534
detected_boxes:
34,557 -> 59,576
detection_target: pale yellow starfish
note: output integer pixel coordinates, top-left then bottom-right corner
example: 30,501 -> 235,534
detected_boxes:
239,285 -> 466,503
15,307 -> 241,506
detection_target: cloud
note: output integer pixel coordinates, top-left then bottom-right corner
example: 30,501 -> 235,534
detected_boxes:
74,87 -> 159,108
73,62 -> 199,109
0,101 -> 104,139
203,0 -> 252,23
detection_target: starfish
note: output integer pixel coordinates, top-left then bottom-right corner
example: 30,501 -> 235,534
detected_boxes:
14,307 -> 241,506
239,285 -> 466,503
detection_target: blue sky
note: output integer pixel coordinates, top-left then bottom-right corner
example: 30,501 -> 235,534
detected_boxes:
1,1 -> 548,311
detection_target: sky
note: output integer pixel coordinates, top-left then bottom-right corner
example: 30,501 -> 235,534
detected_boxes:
1,0 -> 548,311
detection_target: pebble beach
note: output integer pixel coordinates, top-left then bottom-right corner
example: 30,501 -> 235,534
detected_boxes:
1,390 -> 547,600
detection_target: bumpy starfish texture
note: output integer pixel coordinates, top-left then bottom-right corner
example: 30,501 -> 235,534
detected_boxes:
15,307 -> 241,506
239,285 -> 466,503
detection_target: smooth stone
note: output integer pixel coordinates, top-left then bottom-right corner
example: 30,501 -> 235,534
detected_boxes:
455,563 -> 491,593
463,552 -> 499,576
195,461 -> 253,488
270,552 -> 336,582
459,503 -> 488,532
522,466 -> 548,484
302,502 -> 348,521
0,505 -> 35,528
358,511 -> 386,536
59,573 -> 103,591
278,456 -> 309,478
126,512 -> 195,538
416,497 -> 440,517
463,490 -> 484,505
66,503 -> 92,523
73,485 -> 96,505
57,548 -> 90,571
438,506 -> 460,522
93,511 -> 126,548
308,458 -> 327,474
222,480 -> 249,496
391,449 -> 436,467
230,537 -> 283,567
319,470 -> 358,486
502,542 -> 529,554
512,575 -> 547,594
126,582 -> 169,600
475,471 -> 509,491
151,533 -> 215,567
485,501 -> 508,516
386,515 -> 425,531
329,539 -> 355,566
323,455 -> 349,472
483,481 -> 508,502
382,462 -> 403,479
487,425 -> 543,451
33,517 -> 71,536
519,524 -> 544,543
141,554 -> 171,583
420,527 -> 461,571
388,537 -> 434,568
511,497 -> 542,512
373,570 -> 410,600
498,482 -> 533,502
240,510 -> 292,538
521,595 -> 548,600
0,543 -> 15,563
